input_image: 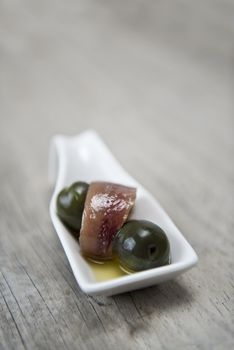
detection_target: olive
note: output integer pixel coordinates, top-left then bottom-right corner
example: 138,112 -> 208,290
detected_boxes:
56,181 -> 89,233
113,220 -> 170,272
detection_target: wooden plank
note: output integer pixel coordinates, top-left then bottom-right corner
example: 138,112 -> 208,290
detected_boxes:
0,0 -> 233,349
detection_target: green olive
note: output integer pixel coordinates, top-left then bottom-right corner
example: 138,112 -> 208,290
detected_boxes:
56,181 -> 89,233
113,220 -> 170,272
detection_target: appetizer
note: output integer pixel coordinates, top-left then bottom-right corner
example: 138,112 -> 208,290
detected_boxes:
79,182 -> 136,259
113,220 -> 170,272
57,182 -> 89,232
56,181 -> 170,273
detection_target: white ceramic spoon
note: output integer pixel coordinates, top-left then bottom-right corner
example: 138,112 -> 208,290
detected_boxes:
49,130 -> 198,296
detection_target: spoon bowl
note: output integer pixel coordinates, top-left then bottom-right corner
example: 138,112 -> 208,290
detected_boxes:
49,130 -> 198,296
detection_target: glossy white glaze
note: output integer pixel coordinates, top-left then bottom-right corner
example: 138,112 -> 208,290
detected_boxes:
49,130 -> 198,296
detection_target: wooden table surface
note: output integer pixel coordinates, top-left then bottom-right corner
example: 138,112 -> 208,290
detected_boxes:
0,1 -> 233,349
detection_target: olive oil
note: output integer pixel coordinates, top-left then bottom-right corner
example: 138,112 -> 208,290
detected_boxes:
87,258 -> 128,281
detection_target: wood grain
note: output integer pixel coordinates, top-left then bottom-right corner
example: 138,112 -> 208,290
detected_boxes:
0,0 -> 233,349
